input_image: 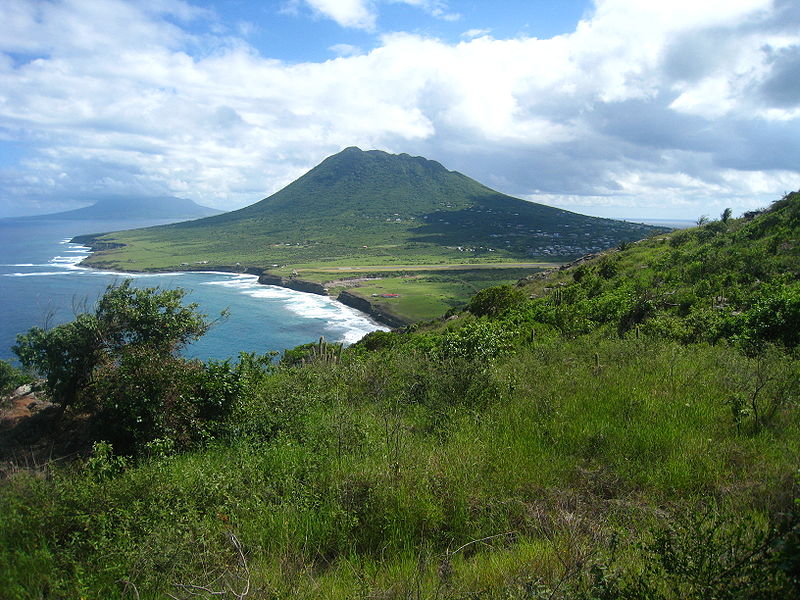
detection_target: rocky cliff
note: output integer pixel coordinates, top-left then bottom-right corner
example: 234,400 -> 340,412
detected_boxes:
336,290 -> 409,329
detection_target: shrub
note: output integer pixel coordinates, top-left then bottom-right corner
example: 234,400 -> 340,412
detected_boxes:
13,281 -> 213,415
735,283 -> 800,350
12,280 -> 232,453
437,319 -> 516,362
0,359 -> 29,395
581,509 -> 797,600
465,285 -> 527,317
88,349 -> 241,452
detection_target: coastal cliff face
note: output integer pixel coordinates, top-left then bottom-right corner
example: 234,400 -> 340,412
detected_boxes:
257,274 -> 328,296
336,290 -> 409,329
257,275 -> 406,329
70,234 -> 126,252
73,236 -> 401,329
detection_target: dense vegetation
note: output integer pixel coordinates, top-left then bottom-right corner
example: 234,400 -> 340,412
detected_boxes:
1,194 -> 799,599
515,191 -> 800,350
78,148 -> 661,272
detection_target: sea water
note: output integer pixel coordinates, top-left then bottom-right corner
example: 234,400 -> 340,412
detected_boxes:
0,217 -> 388,362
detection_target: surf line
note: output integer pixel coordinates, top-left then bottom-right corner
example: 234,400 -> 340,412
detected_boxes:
69,235 -> 400,333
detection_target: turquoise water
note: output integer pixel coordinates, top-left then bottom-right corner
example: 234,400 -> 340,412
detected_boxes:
0,217 -> 387,362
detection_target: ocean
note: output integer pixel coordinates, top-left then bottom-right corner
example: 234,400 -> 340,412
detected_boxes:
0,217 -> 387,363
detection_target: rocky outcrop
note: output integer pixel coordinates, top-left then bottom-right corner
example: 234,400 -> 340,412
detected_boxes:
70,234 -> 125,251
337,290 -> 409,329
257,274 -> 328,295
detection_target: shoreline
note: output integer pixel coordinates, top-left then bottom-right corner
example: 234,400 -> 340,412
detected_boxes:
71,235 -> 408,330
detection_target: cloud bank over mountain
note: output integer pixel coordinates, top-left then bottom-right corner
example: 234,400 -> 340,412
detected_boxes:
0,0 -> 798,218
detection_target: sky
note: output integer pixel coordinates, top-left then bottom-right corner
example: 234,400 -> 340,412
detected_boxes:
0,0 -> 798,219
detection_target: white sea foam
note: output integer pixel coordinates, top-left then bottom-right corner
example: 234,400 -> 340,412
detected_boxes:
48,255 -> 86,270
38,240 -> 189,280
203,275 -> 388,343
48,241 -> 91,271
0,263 -> 42,267
84,270 -> 186,279
202,274 -> 260,288
4,271 -> 68,277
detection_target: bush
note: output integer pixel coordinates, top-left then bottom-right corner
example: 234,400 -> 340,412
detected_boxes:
581,509 -> 797,600
0,359 -> 29,395
437,319 -> 516,362
87,349 -> 241,452
735,283 -> 800,350
465,285 -> 527,317
13,281 -> 212,415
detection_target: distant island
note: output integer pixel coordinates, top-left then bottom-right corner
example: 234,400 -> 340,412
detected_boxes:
11,196 -> 222,222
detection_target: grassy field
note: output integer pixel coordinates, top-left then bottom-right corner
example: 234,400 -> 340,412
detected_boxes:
278,266 -> 554,323
327,268 -> 548,322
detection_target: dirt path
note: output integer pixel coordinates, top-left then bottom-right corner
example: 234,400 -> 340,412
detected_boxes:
0,393 -> 43,430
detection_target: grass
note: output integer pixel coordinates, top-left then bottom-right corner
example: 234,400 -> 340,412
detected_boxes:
2,195 -> 798,598
321,267 -> 547,323
1,336 -> 797,598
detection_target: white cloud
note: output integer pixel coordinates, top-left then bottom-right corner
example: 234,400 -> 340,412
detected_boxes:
292,0 -> 459,30
0,0 -> 798,218
461,29 -> 490,39
302,0 -> 376,30
329,43 -> 362,56
389,0 -> 460,21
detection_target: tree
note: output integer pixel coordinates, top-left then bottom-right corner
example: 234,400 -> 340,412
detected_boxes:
721,207 -> 733,223
13,281 -> 213,415
95,280 -> 210,353
13,313 -> 105,413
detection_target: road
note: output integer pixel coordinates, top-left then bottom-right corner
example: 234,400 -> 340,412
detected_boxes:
306,262 -> 560,273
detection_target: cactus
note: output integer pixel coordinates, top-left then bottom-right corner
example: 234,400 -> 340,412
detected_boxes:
307,336 -> 343,365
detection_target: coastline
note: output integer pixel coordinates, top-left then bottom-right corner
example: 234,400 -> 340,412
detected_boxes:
71,234 -> 408,330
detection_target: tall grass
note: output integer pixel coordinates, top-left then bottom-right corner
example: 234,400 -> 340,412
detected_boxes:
1,335 -> 797,598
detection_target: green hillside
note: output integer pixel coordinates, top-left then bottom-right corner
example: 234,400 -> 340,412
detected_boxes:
513,192 -> 800,347
78,147 -> 661,271
2,193 -> 799,599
